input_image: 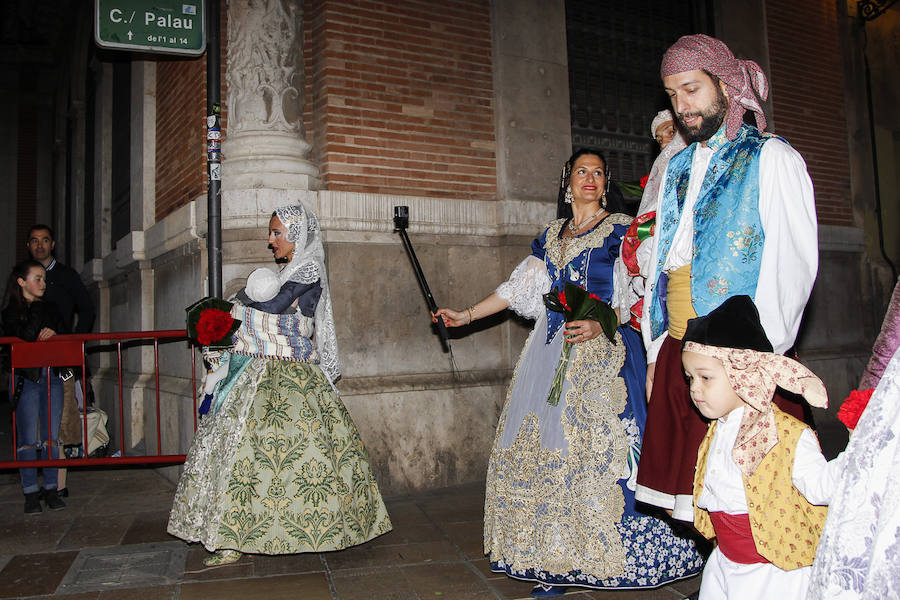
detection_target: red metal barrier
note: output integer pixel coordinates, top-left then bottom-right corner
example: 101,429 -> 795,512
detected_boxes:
0,330 -> 197,469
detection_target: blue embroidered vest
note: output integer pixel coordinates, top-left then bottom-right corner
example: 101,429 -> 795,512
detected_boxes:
650,124 -> 772,338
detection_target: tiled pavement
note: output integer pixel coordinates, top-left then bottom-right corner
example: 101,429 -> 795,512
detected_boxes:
0,469 -> 701,599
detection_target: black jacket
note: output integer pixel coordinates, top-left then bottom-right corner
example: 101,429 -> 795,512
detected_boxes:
2,299 -> 69,383
44,260 -> 95,334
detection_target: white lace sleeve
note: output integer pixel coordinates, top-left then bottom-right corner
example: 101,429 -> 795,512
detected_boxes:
495,256 -> 551,320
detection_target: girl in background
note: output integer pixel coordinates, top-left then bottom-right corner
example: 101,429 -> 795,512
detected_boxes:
1,260 -> 68,514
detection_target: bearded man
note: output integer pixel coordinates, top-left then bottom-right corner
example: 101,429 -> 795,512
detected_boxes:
634,34 -> 818,521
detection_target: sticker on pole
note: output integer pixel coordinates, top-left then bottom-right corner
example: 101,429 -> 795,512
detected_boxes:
95,0 -> 206,56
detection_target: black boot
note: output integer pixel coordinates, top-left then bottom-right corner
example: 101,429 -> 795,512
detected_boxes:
43,488 -> 66,511
24,492 -> 42,514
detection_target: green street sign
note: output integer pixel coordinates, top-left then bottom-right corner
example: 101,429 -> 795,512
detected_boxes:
95,0 -> 206,56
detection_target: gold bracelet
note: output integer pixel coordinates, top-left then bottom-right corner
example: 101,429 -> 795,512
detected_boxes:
467,306 -> 475,325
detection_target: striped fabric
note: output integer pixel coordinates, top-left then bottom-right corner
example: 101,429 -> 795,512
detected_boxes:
230,305 -> 318,363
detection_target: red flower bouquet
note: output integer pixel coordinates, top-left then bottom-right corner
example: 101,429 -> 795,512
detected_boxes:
837,388 -> 874,430
542,282 -> 618,406
196,309 -> 234,345
185,297 -> 242,349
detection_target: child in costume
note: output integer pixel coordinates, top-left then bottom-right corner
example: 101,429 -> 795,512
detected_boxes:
680,295 -> 845,599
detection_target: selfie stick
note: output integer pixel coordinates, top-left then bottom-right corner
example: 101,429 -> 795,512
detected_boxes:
393,206 -> 451,353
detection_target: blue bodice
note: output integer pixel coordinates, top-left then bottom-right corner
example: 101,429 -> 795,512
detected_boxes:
531,217 -> 628,344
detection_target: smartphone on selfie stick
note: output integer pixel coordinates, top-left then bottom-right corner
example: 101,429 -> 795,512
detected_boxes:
393,206 -> 451,352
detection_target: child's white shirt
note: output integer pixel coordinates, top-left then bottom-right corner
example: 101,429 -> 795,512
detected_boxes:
697,405 -> 845,514
696,405 -> 847,600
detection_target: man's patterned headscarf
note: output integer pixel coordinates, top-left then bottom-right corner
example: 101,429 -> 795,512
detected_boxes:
661,34 -> 769,141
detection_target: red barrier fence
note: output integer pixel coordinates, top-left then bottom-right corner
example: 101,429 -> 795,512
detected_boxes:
0,330 -> 197,469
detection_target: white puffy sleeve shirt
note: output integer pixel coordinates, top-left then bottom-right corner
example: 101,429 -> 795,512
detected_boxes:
642,138 -> 818,363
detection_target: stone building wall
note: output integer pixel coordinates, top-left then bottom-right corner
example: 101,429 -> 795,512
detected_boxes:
19,0 -> 894,488
123,0 -> 570,495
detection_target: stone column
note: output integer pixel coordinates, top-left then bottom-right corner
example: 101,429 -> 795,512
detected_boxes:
222,0 -> 319,190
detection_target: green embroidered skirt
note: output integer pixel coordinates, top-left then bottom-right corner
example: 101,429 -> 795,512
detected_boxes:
167,357 -> 392,554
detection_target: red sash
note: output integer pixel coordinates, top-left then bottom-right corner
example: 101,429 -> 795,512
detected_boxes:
709,512 -> 770,564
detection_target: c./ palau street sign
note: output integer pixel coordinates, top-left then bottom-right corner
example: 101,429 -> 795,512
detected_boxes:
95,0 -> 206,56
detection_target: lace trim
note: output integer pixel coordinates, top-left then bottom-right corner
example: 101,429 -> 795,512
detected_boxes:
485,323 -> 631,577
292,261 -> 320,285
545,214 -> 631,272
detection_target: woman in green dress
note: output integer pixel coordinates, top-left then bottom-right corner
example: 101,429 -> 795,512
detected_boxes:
168,203 -> 391,566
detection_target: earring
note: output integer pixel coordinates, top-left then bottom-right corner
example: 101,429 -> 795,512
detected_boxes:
565,185 -> 574,204
600,193 -> 607,209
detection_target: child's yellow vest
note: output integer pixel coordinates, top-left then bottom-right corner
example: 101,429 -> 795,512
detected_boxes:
693,408 -> 827,570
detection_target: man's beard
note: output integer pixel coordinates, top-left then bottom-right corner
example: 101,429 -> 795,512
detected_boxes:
678,87 -> 728,143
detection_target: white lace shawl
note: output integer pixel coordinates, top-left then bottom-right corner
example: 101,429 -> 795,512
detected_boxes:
807,347 -> 900,599
274,204 -> 341,382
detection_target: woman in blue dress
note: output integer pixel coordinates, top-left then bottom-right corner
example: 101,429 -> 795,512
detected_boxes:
434,150 -> 703,596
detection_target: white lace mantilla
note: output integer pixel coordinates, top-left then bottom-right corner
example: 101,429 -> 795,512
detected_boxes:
273,204 -> 340,381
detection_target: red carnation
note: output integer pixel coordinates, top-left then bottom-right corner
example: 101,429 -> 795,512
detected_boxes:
559,290 -> 570,311
195,308 -> 235,346
837,388 -> 874,430
639,174 -> 649,189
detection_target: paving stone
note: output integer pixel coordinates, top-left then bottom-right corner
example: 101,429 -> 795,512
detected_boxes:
402,562 -> 499,599
440,519 -> 487,558
483,574 -> 540,600
419,501 -> 485,524
0,550 -> 78,598
381,500 -> 431,526
56,542 -> 188,594
470,558 -> 504,580
251,551 -> 325,577
664,574 -> 702,597
368,519 -> 446,546
0,518 -> 68,556
121,512 -> 177,545
30,593 -> 99,600
323,539 -> 460,571
57,514 -> 132,550
178,573 -> 330,600
98,587 -> 176,599
331,567 -> 419,600
78,492 -> 176,517
0,468 -> 706,599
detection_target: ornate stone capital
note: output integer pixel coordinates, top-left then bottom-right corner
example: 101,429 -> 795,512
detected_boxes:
223,0 -> 319,190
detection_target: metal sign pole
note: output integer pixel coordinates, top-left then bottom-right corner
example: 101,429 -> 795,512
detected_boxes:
206,0 -> 222,297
